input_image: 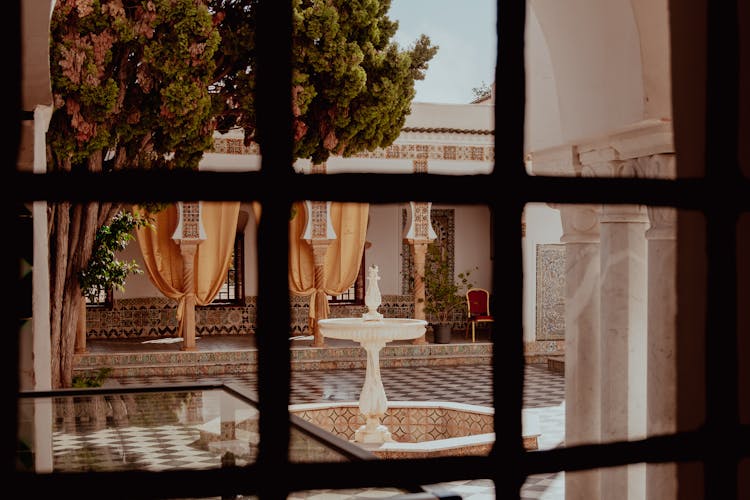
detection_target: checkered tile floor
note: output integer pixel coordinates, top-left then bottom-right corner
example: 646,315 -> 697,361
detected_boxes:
95,364 -> 566,499
54,425 -> 223,472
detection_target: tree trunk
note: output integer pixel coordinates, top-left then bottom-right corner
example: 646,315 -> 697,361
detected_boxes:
48,150 -> 118,388
49,201 -> 70,388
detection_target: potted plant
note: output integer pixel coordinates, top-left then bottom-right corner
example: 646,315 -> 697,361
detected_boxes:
421,242 -> 476,344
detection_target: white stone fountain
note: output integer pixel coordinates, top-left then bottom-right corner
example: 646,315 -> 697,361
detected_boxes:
317,265 -> 427,443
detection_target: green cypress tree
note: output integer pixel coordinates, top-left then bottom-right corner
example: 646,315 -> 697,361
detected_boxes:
47,0 -> 436,387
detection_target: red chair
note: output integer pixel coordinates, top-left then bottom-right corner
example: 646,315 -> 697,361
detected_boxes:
465,288 -> 494,342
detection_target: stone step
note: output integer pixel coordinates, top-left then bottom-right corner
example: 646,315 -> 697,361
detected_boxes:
73,343 -> 494,378
547,355 -> 565,374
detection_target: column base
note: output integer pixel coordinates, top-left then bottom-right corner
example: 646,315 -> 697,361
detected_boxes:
354,424 -> 393,444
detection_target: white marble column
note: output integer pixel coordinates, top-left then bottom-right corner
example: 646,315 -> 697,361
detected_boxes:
558,204 -> 602,500
599,197 -> 649,500
644,155 -> 677,500
31,104 -> 53,391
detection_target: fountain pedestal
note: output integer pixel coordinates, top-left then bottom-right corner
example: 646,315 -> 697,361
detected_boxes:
317,318 -> 426,443
318,265 -> 427,444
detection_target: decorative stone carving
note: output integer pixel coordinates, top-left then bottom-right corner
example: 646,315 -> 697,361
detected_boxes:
403,202 -> 437,242
302,200 -> 336,241
535,244 -> 566,340
558,205 -> 600,244
172,202 -> 207,244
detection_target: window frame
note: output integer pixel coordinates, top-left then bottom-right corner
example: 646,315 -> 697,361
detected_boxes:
210,232 -> 245,305
7,1 -> 749,499
327,251 -> 365,306
84,285 -> 113,309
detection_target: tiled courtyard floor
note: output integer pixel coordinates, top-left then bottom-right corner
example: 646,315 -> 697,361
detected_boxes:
112,363 -> 565,499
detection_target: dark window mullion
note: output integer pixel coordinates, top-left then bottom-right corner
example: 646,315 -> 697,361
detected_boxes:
492,0 -> 528,497
254,1 -> 294,497
704,0 -> 741,497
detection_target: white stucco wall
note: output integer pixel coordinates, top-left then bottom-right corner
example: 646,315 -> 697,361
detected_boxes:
525,4 -> 563,154
364,204 -> 403,295
114,239 -> 161,299
522,202 -> 563,343
444,204 -> 492,292
529,0 -> 646,143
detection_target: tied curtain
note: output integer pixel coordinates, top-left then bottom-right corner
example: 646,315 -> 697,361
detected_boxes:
289,202 -> 369,329
136,201 -> 240,337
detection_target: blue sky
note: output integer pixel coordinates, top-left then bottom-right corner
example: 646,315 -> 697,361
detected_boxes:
388,0 -> 497,104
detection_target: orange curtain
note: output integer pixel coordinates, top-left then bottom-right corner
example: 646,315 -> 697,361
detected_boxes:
289,202 -> 369,325
135,201 -> 240,337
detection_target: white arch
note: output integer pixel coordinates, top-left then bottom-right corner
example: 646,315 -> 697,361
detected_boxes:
528,0 -> 671,144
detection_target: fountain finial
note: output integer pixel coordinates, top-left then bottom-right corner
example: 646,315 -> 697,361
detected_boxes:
362,264 -> 384,321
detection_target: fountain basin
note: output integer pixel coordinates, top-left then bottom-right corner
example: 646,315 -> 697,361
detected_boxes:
317,318 -> 427,343
289,401 -> 540,459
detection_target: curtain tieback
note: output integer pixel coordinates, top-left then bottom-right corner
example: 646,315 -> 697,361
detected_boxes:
308,288 -> 330,320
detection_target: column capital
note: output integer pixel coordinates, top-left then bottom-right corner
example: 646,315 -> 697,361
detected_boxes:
641,153 -> 676,180
599,205 -> 649,224
646,207 -> 677,240
558,205 -> 601,244
403,202 -> 437,243
172,201 -> 206,245
302,200 -> 337,241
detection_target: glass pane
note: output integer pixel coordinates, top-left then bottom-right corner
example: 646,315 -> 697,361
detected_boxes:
523,203 -> 709,448
18,389 -> 260,472
287,0 -> 495,176
17,388 -> 366,474
524,2 -> 676,179
522,202 -> 710,499
287,200 -> 494,461
60,200 -> 258,392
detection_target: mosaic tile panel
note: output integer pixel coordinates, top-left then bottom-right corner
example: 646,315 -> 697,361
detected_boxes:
73,341 -> 494,379
210,139 -> 495,163
352,143 -> 494,162
86,297 -> 258,340
290,405 -> 493,443
209,138 -> 261,155
535,244 -> 566,340
524,340 -> 565,364
401,208 -> 455,294
180,202 -> 201,239
86,295 -> 417,340
290,295 -> 415,335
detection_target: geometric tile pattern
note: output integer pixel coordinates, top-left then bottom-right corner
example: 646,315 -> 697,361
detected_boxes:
210,138 -> 495,163
53,425 -> 226,472
111,363 -> 565,500
74,335 -> 494,379
291,405 -> 494,443
535,244 -> 566,340
86,295 -> 417,339
400,208 -> 455,297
